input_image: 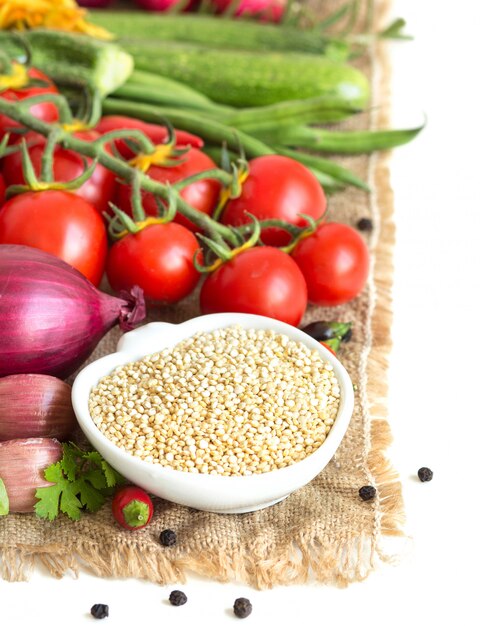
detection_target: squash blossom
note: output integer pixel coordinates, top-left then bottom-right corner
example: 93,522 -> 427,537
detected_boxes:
0,0 -> 112,39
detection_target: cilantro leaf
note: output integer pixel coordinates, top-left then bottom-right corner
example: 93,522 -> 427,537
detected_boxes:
59,484 -> 83,521
33,443 -> 126,522
83,450 -> 104,466
35,483 -> 62,521
101,460 -> 125,488
44,462 -> 64,484
85,468 -> 107,490
78,478 -> 106,513
0,477 -> 9,516
60,443 -> 79,481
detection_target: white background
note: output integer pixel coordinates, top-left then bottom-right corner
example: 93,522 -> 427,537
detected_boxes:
1,0 -> 479,623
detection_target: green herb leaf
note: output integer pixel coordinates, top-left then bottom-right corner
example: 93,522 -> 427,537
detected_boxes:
83,450 -> 104,466
78,479 -> 106,513
0,477 -> 9,516
60,443 -> 79,481
101,460 -> 125,488
84,468 -> 107,490
35,483 -> 62,521
34,443 -> 125,522
59,484 -> 83,521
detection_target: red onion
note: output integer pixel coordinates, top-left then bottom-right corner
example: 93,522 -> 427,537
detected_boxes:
0,245 -> 145,379
0,374 -> 76,441
0,438 -> 62,513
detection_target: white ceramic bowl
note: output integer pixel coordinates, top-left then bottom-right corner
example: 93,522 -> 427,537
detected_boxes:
72,313 -> 354,514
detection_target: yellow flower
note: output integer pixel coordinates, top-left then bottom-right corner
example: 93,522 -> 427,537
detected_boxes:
0,0 -> 113,39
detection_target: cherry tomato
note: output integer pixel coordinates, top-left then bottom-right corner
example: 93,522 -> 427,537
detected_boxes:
116,147 -> 221,232
0,67 -> 58,140
0,174 -> 5,207
221,155 -> 326,246
2,130 -> 116,214
95,115 -> 204,159
200,246 -> 307,326
0,190 -> 107,285
292,223 -> 369,306
106,222 -> 201,303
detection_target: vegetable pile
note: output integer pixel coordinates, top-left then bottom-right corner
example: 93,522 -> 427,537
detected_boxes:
0,0 -> 421,523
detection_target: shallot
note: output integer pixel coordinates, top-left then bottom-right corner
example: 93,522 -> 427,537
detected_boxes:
0,438 -> 62,513
0,374 -> 76,441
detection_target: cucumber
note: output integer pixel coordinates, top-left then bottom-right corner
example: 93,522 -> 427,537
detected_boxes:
90,12 -> 349,59
0,30 -> 133,96
121,41 -> 370,108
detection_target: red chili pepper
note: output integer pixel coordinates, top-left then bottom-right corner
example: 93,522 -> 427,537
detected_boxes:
112,485 -> 154,530
320,341 -> 337,356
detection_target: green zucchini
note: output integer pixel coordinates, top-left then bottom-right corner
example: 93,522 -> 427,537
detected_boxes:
121,41 -> 370,108
90,12 -> 350,59
0,30 -> 133,96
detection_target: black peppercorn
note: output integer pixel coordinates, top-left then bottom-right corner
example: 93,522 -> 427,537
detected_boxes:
90,604 -> 109,619
418,467 -> 433,482
357,217 -> 373,232
233,597 -> 253,619
169,590 -> 187,606
159,528 -> 177,546
359,485 -> 376,501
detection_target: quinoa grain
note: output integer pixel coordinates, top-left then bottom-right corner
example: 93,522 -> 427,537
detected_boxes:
89,327 -> 340,476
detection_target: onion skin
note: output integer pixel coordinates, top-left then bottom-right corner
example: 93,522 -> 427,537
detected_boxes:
0,374 -> 76,441
0,245 -> 145,379
0,438 -> 62,513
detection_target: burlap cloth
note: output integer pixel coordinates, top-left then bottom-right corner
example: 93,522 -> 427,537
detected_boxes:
0,0 -> 404,587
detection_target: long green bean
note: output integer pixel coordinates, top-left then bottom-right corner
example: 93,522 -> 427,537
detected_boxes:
254,122 -> 425,154
224,96 -> 362,129
117,76 -> 361,127
275,147 -> 370,190
113,83 -> 230,114
128,69 -> 217,106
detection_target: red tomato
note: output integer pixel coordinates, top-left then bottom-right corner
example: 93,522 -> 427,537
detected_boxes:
0,67 -> 58,140
200,246 -> 307,326
106,222 -> 201,303
0,174 -> 5,207
0,190 -> 107,286
221,155 -> 327,246
116,148 -> 221,232
2,130 -> 116,214
292,223 -> 369,306
95,115 -> 204,159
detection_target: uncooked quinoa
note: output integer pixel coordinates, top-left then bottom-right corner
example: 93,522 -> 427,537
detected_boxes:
89,326 -> 341,476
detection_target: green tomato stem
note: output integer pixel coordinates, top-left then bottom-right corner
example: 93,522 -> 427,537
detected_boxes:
0,96 -> 240,245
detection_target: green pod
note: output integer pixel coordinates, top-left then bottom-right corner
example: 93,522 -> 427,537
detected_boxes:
257,123 -> 425,154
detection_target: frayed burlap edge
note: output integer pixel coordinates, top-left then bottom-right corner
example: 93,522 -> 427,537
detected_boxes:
0,3 -> 405,588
